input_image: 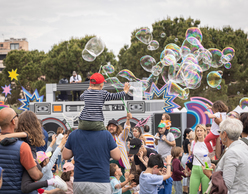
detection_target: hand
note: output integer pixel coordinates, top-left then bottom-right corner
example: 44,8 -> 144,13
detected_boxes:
143,156 -> 149,163
202,166 -> 212,179
214,114 -> 222,125
52,134 -> 56,142
128,174 -> 134,182
123,82 -> 130,93
210,163 -> 216,171
154,133 -> 160,139
124,171 -> 130,179
88,86 -> 92,90
204,111 -> 209,115
166,155 -> 172,164
60,135 -> 68,146
138,151 -> 144,160
162,135 -> 167,141
127,112 -> 132,120
130,182 -> 137,188
206,104 -> 212,109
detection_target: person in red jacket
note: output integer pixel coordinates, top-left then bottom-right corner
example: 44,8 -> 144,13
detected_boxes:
171,147 -> 187,194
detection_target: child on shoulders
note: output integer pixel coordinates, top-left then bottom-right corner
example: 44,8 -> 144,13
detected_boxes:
78,72 -> 130,131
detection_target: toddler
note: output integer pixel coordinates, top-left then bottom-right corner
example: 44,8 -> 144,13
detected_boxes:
204,100 -> 228,157
78,72 -> 130,130
110,163 -> 135,194
160,113 -> 171,130
61,162 -> 74,194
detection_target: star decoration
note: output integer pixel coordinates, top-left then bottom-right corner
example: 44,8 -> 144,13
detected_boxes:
18,87 -> 44,111
144,83 -> 180,112
8,69 -> 19,81
1,84 -> 12,97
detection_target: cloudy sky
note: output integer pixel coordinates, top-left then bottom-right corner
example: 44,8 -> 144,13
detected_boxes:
1,0 -> 247,57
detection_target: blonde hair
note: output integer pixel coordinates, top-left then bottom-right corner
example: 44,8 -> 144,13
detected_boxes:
194,124 -> 206,142
163,113 -> 171,120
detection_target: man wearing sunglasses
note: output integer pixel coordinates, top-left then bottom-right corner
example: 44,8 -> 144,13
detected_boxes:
0,108 -> 43,193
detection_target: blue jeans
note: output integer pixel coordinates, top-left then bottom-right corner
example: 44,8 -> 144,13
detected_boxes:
57,154 -> 62,169
173,181 -> 183,194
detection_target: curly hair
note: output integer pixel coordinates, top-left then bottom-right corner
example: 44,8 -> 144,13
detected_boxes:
16,111 -> 45,147
212,100 -> 228,113
240,113 -> 248,135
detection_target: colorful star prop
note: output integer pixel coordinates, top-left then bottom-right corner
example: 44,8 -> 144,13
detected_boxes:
144,83 -> 180,112
18,87 -> 44,111
8,69 -> 19,81
135,115 -> 151,127
1,84 -> 12,97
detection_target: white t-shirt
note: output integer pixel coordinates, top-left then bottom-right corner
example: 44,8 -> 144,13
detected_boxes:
70,74 -> 82,83
191,141 -> 209,166
56,133 -> 64,145
211,112 -> 226,135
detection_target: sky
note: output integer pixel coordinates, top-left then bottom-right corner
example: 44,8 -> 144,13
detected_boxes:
1,0 -> 247,57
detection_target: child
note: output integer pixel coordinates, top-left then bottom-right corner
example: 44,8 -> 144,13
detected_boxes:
204,100 -> 228,157
160,113 -> 171,130
78,72 -> 130,131
56,127 -> 64,171
154,123 -> 175,161
61,162 -> 74,194
139,154 -> 172,194
109,163 -> 135,194
171,147 -> 187,194
37,134 -> 68,191
157,164 -> 173,194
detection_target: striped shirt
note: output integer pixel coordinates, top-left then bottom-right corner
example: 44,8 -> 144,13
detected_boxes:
143,133 -> 155,149
79,89 -> 126,121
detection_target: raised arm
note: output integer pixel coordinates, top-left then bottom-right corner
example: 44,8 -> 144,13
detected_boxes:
120,112 -> 132,141
162,155 -> 172,180
204,111 -> 217,119
0,132 -> 27,141
105,82 -> 130,101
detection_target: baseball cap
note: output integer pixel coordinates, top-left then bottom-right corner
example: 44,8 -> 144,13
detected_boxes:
129,138 -> 142,155
107,118 -> 118,127
158,123 -> 165,128
63,162 -> 74,172
36,151 -> 52,164
73,71 -> 77,75
90,73 -> 106,84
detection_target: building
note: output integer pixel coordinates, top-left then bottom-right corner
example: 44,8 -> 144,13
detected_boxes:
0,38 -> 28,72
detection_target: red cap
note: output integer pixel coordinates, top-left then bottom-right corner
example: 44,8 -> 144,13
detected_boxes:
90,73 -> 106,84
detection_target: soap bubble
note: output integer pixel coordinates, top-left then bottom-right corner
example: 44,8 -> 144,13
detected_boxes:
145,74 -> 159,90
117,69 -> 140,82
136,27 -> 153,45
217,85 -> 221,90
151,62 -> 163,76
174,38 -> 178,42
220,55 -> 230,64
165,43 -> 182,61
102,63 -> 115,75
222,47 -> 235,61
224,62 -> 231,69
161,65 -> 170,84
170,127 -> 181,139
161,32 -> 166,38
168,81 -> 189,100
105,77 -> 124,88
82,49 -> 96,62
85,37 -> 105,57
140,55 -> 156,72
161,54 -> 177,67
181,37 -> 203,55
207,71 -> 222,88
147,40 -> 159,50
239,97 -> 248,109
185,27 -> 203,42
181,46 -> 191,57
208,48 -> 223,68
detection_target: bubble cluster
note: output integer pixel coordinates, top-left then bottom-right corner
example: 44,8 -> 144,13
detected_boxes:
239,97 -> 248,109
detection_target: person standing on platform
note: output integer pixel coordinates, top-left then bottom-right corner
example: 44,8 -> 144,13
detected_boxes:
70,71 -> 82,101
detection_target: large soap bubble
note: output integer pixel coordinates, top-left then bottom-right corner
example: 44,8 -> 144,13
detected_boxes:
140,55 -> 156,72
85,37 -> 105,57
222,47 -> 235,61
136,28 -> 153,45
181,37 -> 203,56
147,40 -> 159,50
208,48 -> 223,68
102,63 -> 115,75
168,81 -> 189,100
82,49 -> 96,62
105,77 -> 124,88
185,27 -> 203,42
164,43 -> 182,62
117,69 -> 140,82
207,71 -> 222,88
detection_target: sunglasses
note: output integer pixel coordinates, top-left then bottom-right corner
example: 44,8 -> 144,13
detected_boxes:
10,113 -> 18,123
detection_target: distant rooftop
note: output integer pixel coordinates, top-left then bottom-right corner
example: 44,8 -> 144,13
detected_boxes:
4,38 -> 27,42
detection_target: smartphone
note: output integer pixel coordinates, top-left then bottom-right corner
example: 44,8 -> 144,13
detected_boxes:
193,154 -> 205,167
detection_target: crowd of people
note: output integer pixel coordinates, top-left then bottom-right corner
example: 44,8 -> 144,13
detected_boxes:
0,72 -> 248,194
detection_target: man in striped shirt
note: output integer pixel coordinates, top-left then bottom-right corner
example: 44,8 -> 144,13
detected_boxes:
143,125 -> 155,149
78,72 -> 130,131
